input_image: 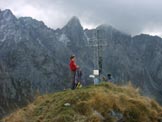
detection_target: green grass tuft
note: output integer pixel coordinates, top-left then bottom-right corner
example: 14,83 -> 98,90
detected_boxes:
2,82 -> 162,122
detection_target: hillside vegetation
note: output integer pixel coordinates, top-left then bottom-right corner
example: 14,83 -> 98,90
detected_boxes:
2,83 -> 162,122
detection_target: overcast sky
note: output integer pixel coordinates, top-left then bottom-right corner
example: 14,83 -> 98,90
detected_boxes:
1,0 -> 162,36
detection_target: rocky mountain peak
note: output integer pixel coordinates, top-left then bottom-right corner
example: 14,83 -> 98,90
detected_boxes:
1,9 -> 162,119
66,16 -> 81,28
0,9 -> 16,21
96,24 -> 130,39
63,16 -> 82,30
97,24 -> 113,29
18,17 -> 46,30
96,24 -> 119,33
62,16 -> 86,47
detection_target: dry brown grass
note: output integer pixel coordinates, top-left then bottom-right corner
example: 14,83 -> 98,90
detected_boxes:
2,82 -> 162,122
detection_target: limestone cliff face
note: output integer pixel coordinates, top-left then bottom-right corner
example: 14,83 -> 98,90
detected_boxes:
85,26 -> 162,104
0,9 -> 162,117
0,9 -> 71,117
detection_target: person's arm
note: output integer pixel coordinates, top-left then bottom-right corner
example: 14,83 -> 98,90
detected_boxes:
74,62 -> 79,69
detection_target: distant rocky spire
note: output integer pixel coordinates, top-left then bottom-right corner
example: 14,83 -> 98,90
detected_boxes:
62,16 -> 86,47
0,9 -> 16,21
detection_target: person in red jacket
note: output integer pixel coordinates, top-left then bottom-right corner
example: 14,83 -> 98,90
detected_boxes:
69,55 -> 79,90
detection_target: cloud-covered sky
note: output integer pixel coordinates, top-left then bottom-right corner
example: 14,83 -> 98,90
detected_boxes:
1,0 -> 162,36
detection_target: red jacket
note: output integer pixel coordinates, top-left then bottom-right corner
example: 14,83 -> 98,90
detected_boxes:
69,60 -> 77,71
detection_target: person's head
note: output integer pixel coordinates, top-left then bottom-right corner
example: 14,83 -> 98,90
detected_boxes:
107,74 -> 111,78
107,74 -> 111,76
70,55 -> 75,61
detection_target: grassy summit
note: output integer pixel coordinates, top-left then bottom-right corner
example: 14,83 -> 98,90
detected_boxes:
2,83 -> 162,122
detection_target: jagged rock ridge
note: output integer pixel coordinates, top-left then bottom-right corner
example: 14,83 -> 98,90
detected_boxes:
0,9 -> 162,118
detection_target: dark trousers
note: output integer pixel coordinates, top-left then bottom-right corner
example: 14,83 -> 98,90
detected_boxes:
71,71 -> 76,90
